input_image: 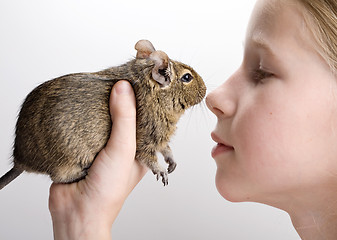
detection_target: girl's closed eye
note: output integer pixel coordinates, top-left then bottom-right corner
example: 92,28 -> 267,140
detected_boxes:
250,67 -> 274,85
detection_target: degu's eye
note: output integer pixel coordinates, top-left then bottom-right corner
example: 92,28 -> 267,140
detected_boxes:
180,73 -> 193,83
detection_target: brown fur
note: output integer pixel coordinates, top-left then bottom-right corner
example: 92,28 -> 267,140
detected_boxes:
0,40 -> 206,189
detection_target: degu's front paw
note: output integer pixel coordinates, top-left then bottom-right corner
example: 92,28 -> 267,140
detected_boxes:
152,169 -> 168,186
165,157 -> 177,174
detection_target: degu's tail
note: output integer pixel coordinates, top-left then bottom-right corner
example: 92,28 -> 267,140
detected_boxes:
0,167 -> 23,190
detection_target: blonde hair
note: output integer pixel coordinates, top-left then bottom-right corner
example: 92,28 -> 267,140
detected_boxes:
297,0 -> 337,74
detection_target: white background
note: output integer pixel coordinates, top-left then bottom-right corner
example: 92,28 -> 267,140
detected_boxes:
0,0 -> 299,239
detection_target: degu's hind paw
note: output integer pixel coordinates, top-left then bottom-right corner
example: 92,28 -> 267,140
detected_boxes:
152,169 -> 168,186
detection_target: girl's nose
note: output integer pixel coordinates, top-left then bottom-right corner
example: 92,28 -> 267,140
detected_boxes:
206,73 -> 239,119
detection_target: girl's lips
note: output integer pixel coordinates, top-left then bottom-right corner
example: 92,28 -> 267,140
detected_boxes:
211,143 -> 234,158
211,132 -> 234,158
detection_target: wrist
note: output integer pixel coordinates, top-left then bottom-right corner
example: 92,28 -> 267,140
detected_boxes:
49,184 -> 117,240
51,200 -> 113,240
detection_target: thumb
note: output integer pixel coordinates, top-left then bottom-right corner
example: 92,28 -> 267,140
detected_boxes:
81,80 -> 140,196
104,80 -> 136,161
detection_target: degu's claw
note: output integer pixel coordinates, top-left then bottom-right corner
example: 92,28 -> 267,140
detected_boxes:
153,171 -> 168,186
161,172 -> 168,186
152,167 -> 169,186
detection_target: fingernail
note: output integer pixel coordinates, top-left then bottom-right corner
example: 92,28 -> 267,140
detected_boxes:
115,81 -> 133,95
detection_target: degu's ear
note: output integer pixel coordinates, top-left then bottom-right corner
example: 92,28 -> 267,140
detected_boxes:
149,50 -> 171,87
135,40 -> 171,88
135,40 -> 156,59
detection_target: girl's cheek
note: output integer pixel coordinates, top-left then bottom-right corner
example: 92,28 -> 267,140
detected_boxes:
233,102 -> 288,171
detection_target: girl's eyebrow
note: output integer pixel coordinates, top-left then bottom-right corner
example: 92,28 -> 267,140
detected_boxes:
251,35 -> 276,57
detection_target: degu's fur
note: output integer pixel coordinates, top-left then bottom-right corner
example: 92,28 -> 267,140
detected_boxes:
0,40 -> 206,189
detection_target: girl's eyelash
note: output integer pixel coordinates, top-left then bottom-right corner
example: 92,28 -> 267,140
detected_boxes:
251,68 -> 274,84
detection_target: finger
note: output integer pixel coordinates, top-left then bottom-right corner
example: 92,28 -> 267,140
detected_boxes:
104,80 -> 137,162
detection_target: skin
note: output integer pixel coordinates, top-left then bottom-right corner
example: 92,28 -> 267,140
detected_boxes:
206,0 -> 337,239
49,1 -> 337,239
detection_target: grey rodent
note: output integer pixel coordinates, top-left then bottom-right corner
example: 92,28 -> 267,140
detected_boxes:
0,39 -> 206,189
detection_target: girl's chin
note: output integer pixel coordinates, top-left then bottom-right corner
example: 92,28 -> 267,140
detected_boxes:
215,169 -> 254,203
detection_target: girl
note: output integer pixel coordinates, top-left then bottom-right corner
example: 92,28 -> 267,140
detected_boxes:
49,0 -> 337,239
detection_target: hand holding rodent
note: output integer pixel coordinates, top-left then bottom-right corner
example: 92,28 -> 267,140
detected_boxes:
0,40 -> 206,189
49,81 -> 148,240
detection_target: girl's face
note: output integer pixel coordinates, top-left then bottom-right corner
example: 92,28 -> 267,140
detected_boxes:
206,0 -> 337,206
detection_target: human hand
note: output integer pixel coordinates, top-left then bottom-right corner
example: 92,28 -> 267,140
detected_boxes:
49,80 -> 148,240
